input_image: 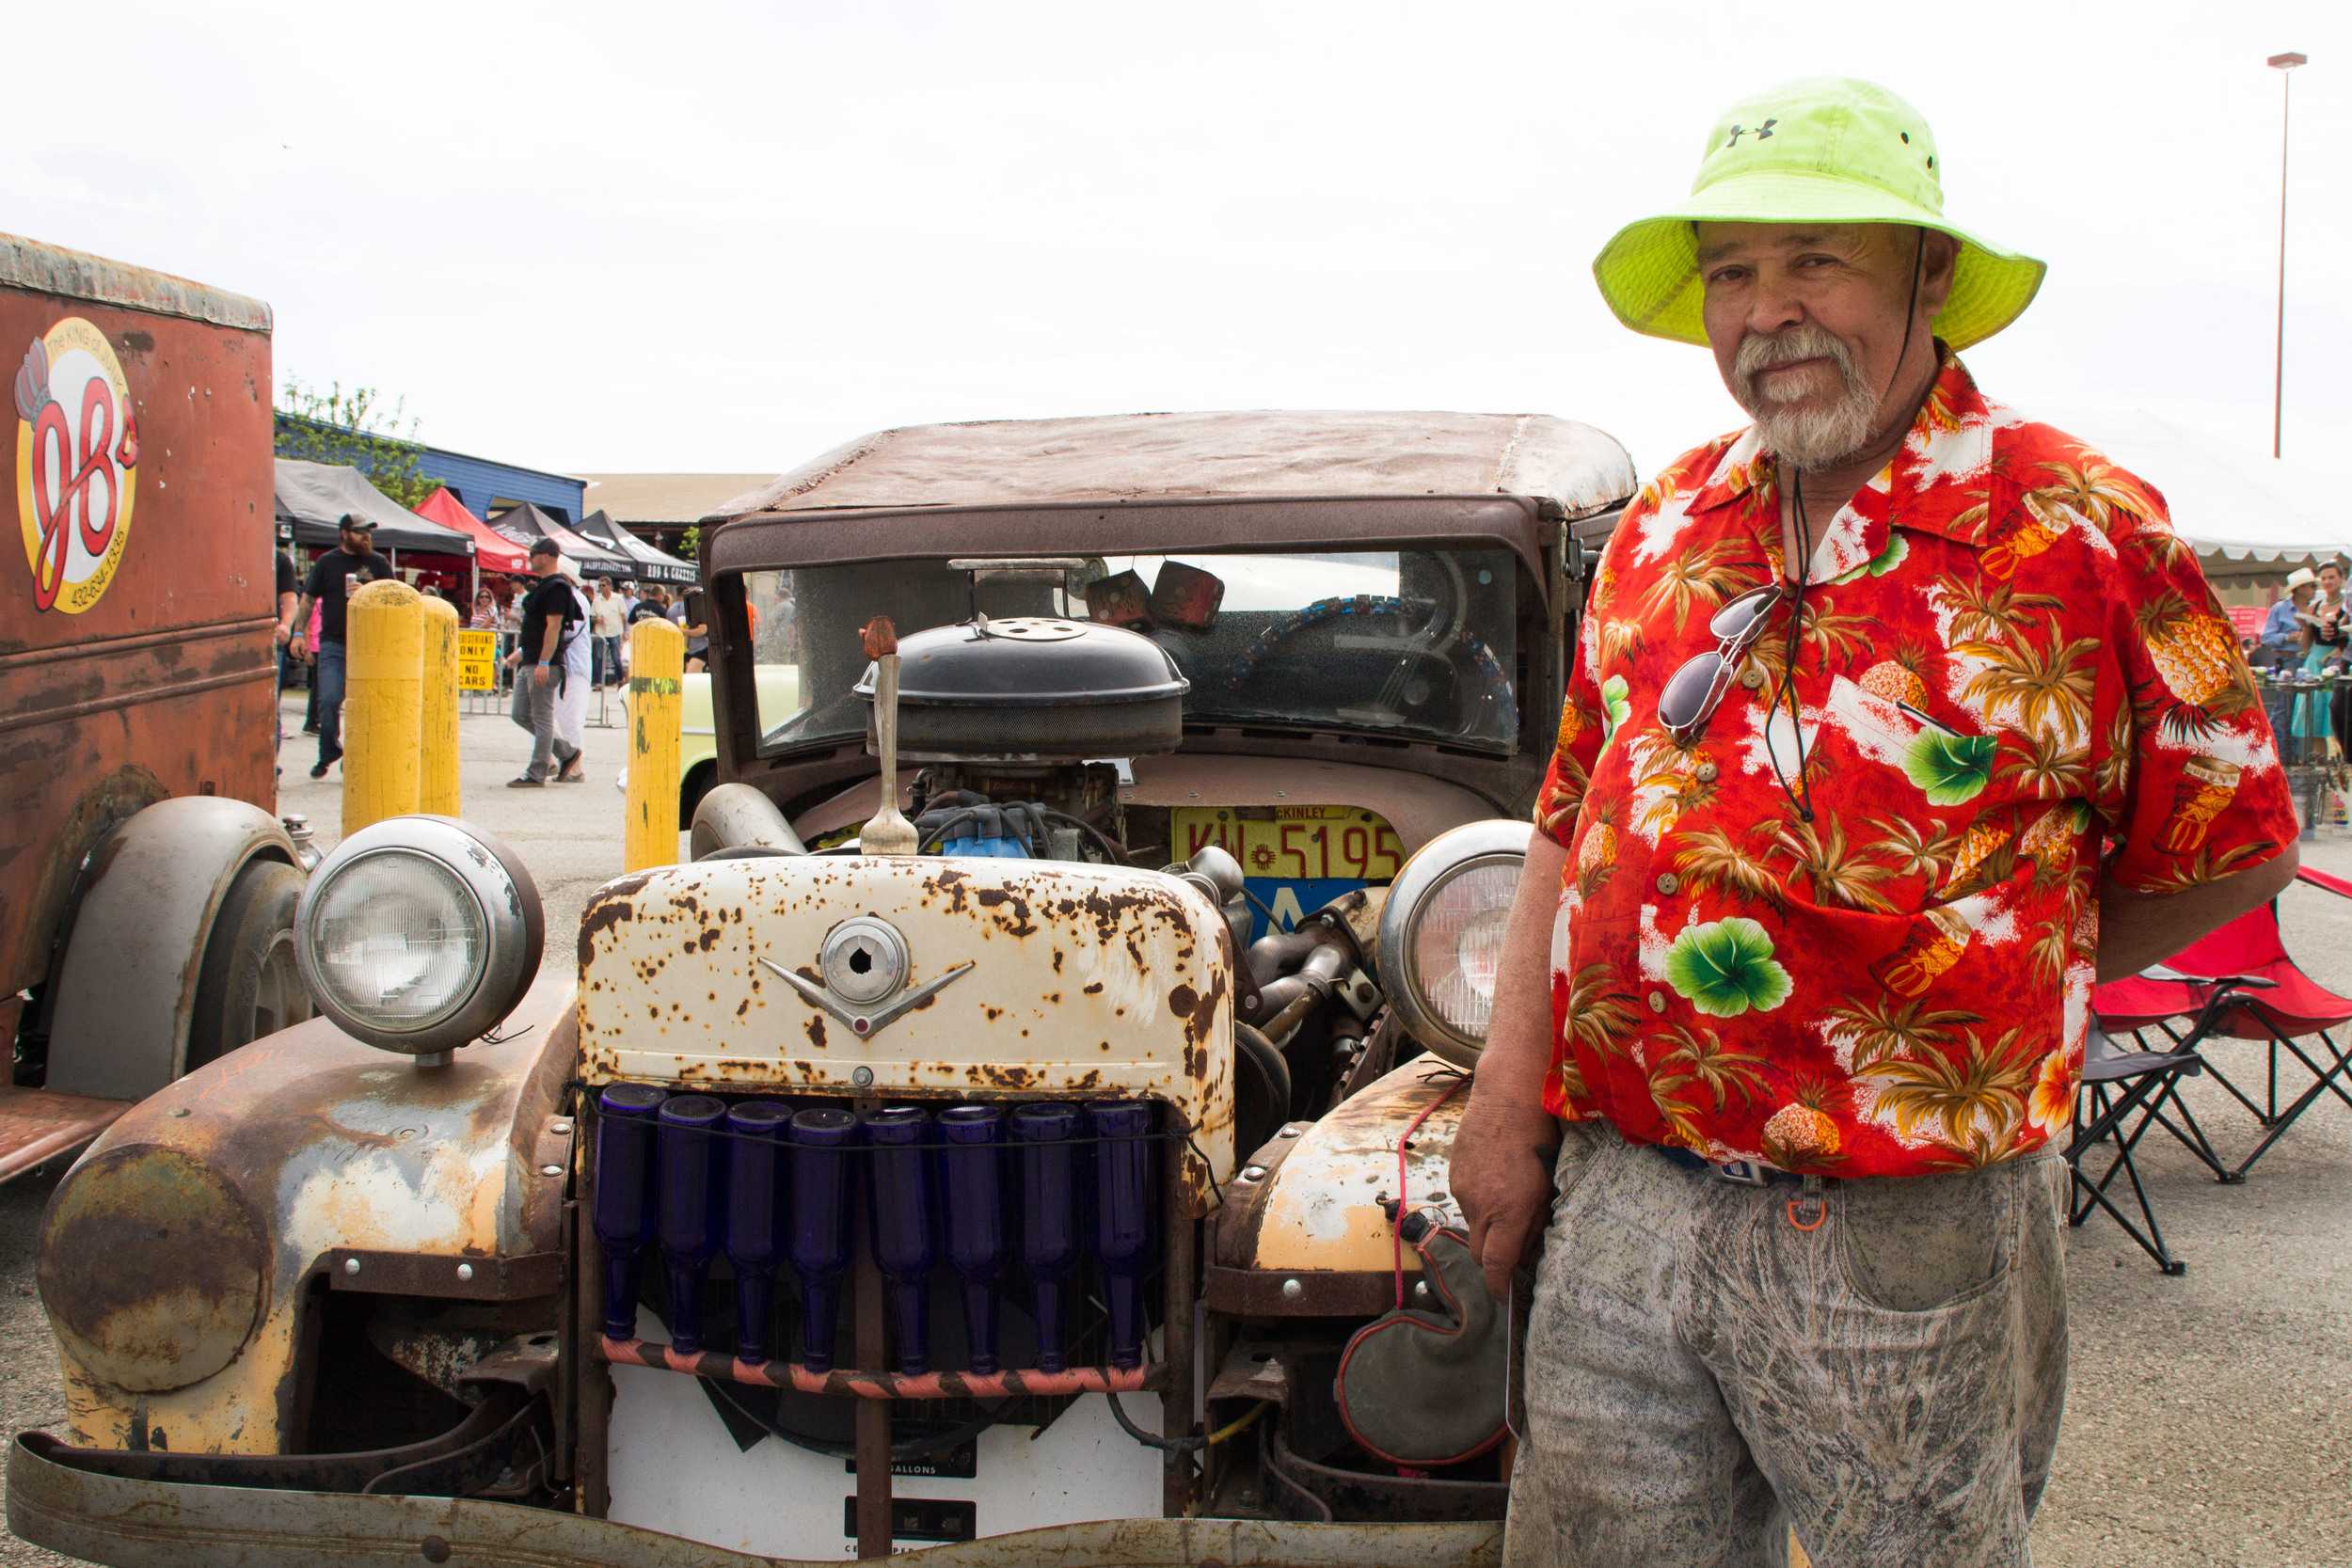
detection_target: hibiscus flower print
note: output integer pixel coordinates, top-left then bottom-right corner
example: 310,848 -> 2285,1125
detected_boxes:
1663,917 -> 1793,1018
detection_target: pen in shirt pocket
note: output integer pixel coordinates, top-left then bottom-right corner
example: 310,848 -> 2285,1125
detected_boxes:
1896,700 -> 1979,738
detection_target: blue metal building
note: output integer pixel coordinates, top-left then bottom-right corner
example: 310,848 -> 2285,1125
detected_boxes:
274,414 -> 586,524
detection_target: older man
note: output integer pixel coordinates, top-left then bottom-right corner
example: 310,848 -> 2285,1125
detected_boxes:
1454,79 -> 2298,1566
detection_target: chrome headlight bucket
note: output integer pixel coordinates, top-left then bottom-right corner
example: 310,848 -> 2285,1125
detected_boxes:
1376,819 -> 1531,1069
294,816 -> 543,1055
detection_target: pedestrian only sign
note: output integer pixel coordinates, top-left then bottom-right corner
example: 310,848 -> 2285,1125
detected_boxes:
456,629 -> 498,691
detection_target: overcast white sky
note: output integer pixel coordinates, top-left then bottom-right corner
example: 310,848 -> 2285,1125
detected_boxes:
14,0 -> 2348,529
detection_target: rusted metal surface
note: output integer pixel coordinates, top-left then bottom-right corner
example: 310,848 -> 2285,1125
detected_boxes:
852,1177 -> 890,1560
16,1388 -> 535,1497
706,411 -> 1633,522
572,1115 -> 612,1518
596,1337 -> 1153,1399
44,797 -> 298,1101
9,1430 -> 1504,1567
0,1086 -> 128,1180
2,239 -> 277,999
0,233 -> 273,331
1200,1267 -> 1412,1321
1160,1118 -> 1200,1517
40,976 -> 578,1453
1198,1060 -> 1475,1318
573,855 -> 1235,1205
327,1249 -> 564,1301
40,1144 -> 267,1394
1241,1060 -> 1468,1275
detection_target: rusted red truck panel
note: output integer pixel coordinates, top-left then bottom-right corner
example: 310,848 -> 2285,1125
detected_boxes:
0,234 -> 277,997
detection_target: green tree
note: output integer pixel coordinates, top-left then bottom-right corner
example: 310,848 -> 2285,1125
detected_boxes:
274,379 -> 436,509
678,524 -> 702,562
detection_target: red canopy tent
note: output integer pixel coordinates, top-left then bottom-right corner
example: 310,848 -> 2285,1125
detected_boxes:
416,487 -> 530,576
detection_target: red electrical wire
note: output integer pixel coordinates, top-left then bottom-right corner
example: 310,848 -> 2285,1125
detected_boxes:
1393,1073 -> 1469,1307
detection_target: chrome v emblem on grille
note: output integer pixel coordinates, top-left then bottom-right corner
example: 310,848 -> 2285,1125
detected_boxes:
757,956 -> 975,1041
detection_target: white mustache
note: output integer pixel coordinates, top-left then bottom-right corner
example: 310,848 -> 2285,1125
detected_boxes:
1735,326 -> 1856,398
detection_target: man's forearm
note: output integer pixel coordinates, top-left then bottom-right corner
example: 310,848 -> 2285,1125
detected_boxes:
2095,842 -> 2301,982
538,623 -> 562,665
1465,832 -> 1569,1118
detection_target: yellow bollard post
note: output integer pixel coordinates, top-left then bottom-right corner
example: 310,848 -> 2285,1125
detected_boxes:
419,595 -> 462,816
343,579 -> 425,836
625,616 -> 686,872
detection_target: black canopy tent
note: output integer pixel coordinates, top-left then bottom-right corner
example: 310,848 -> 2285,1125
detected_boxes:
575,508 -> 698,584
275,458 -> 481,557
485,501 -> 631,579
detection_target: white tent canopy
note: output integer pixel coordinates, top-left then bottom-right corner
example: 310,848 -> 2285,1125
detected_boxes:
2045,405 -> 2346,567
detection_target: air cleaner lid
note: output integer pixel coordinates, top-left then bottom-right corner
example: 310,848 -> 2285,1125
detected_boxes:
854,617 -> 1188,707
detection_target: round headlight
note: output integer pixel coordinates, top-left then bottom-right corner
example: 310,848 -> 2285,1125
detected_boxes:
294,816 -> 543,1055
1376,819 -> 1531,1069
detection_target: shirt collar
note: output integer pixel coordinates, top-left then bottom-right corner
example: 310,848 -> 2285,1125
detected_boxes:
1684,348 -> 1998,558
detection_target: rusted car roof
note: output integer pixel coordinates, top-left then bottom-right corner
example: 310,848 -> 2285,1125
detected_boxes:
0,233 -> 270,331
709,411 -> 1636,523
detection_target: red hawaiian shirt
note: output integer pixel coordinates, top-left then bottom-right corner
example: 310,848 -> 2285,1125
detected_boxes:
1534,351 -> 2297,1179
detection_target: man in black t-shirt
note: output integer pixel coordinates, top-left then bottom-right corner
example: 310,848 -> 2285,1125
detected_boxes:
501,538 -> 586,784
288,514 -> 395,778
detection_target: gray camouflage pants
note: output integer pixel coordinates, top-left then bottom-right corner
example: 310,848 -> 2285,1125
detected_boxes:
1503,1121 -> 2068,1568
510,672 -> 579,782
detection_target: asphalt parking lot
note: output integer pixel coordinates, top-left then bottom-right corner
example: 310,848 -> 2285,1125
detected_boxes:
2,695 -> 2348,1566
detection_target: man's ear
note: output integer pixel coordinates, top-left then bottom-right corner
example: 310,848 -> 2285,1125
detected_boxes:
1917,230 -> 1962,316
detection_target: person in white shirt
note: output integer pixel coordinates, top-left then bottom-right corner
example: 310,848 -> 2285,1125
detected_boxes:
591,578 -> 629,689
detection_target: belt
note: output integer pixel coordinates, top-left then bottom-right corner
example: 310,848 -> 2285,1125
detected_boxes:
1651,1144 -> 1808,1189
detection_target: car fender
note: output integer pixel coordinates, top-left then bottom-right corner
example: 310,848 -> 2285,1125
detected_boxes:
46,797 -> 298,1101
38,976 -> 579,1453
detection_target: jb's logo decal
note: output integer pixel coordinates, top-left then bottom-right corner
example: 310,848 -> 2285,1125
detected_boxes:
14,317 -> 137,615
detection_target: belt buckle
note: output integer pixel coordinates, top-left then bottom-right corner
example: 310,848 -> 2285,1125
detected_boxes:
1713,1159 -> 1771,1188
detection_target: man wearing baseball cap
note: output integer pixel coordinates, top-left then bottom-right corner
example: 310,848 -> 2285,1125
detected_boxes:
503,537 -> 588,785
1454,79 -> 2299,1563
287,512 -> 394,779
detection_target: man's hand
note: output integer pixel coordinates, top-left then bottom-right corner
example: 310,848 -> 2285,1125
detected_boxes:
1450,830 -> 1569,1299
1455,1100 -> 1561,1301
532,663 -> 551,689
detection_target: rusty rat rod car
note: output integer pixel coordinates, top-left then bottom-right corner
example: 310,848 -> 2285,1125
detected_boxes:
14,411 -> 1635,1567
3,233 -> 316,1184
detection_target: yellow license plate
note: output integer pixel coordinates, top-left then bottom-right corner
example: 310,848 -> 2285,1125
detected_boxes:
1169,805 -> 1404,882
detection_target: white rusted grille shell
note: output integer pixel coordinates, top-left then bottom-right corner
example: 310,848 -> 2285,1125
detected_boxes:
576,855 -> 1234,1208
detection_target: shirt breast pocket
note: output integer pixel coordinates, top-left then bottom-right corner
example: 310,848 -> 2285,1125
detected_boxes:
1814,674 -> 2075,915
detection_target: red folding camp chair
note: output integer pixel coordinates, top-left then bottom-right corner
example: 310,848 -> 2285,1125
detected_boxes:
2097,866 -> 2352,1182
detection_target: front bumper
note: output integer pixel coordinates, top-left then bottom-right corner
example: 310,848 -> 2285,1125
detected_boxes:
8,1433 -> 1502,1568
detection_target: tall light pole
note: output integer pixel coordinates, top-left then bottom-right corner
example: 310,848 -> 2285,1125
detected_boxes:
2268,51 -> 2306,460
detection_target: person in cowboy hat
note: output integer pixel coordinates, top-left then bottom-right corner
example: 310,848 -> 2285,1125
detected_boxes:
1453,78 -> 2299,1565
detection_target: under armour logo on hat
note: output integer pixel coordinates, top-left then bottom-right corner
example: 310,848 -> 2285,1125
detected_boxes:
1725,119 -> 1777,147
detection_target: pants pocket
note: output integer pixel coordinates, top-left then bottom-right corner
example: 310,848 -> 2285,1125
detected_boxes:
1832,1158 -> 2028,1315
1548,1120 -> 1617,1222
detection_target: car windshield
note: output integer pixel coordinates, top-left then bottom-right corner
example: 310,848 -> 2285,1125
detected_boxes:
739,546 -> 1522,753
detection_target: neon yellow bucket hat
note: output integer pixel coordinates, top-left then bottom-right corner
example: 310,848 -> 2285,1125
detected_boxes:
1592,77 -> 2045,351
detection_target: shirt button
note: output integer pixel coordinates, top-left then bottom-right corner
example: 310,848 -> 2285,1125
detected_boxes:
1739,664 -> 1767,689
1656,872 -> 1681,895
1647,990 -> 1667,1014
1695,762 -> 1720,784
